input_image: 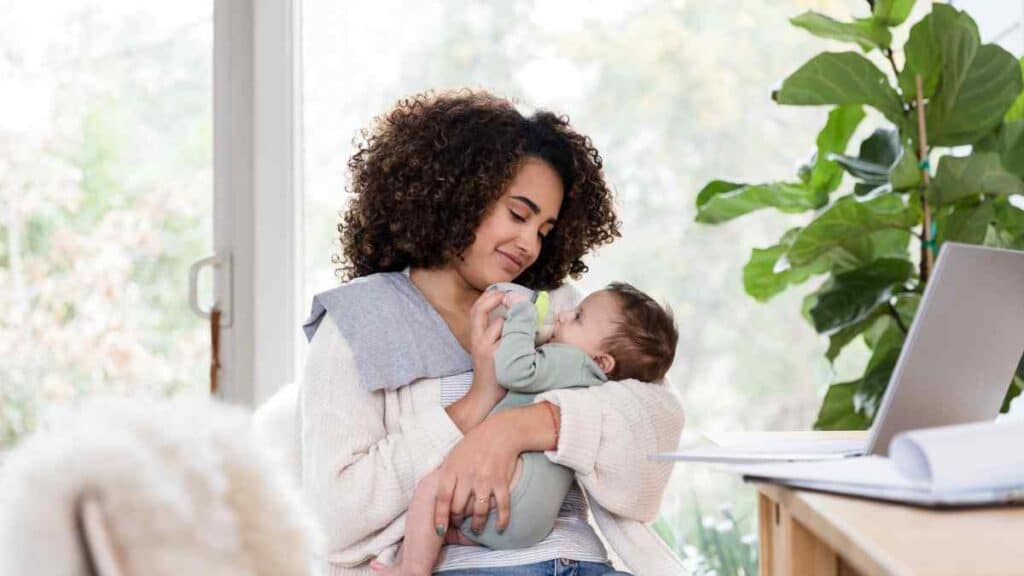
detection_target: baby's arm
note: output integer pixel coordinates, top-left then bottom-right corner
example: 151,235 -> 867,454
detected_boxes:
494,301 -> 605,394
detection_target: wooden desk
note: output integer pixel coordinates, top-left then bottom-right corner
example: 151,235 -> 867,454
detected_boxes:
755,483 -> 1024,576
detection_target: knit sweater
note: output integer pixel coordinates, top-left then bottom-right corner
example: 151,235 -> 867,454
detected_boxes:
300,315 -> 686,576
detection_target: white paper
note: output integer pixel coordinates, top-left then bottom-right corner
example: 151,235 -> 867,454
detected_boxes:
732,419 -> 1024,497
890,418 -> 1024,493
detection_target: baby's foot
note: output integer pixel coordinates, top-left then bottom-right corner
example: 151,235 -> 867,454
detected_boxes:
368,559 -> 429,576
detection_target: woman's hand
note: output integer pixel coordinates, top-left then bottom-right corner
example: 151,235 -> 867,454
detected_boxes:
433,403 -> 559,536
467,290 -> 507,406
432,414 -> 519,536
469,290 -> 505,368
444,290 -> 507,433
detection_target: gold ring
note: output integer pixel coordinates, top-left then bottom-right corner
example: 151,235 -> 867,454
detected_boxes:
476,496 -> 489,504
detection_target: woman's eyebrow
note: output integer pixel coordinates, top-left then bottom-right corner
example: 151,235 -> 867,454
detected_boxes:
510,195 -> 557,224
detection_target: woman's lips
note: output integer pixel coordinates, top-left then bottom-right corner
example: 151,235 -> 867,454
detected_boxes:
496,250 -> 522,272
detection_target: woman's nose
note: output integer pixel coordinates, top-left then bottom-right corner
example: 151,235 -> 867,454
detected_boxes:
516,227 -> 540,262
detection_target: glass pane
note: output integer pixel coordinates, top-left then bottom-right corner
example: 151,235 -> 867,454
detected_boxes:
0,0 -> 213,446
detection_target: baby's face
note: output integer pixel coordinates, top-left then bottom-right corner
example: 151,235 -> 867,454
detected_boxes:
549,290 -> 620,357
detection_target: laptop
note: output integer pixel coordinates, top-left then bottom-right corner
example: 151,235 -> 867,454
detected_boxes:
652,243 -> 1024,464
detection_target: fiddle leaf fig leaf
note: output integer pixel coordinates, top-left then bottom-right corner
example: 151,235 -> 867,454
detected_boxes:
809,258 -> 914,334
787,195 -> 920,267
921,5 -> 1023,146
927,153 -> 1024,205
695,181 -> 825,223
791,12 -> 892,52
872,0 -> 916,27
774,52 -> 905,126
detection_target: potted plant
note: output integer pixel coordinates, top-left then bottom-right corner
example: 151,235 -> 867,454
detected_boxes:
695,1 -> 1024,429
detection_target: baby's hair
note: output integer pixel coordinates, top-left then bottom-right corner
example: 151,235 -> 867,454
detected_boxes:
601,282 -> 678,383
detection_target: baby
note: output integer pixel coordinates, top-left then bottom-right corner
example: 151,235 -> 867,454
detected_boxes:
371,282 -> 678,576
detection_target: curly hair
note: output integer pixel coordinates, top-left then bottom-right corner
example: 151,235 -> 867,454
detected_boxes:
333,90 -> 621,290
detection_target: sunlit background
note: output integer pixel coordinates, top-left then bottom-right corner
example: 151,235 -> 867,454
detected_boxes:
2,1 -> 1021,573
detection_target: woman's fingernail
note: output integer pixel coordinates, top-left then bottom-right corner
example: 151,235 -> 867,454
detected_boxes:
436,523 -> 446,536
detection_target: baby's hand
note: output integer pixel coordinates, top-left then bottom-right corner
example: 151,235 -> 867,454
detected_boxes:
502,291 -> 531,308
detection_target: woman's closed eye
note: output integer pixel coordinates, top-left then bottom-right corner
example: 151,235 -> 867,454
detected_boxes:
509,209 -> 551,239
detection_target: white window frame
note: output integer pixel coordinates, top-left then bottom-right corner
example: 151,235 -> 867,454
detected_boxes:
214,0 -> 304,407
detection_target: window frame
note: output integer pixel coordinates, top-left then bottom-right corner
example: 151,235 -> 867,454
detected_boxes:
214,0 -> 304,406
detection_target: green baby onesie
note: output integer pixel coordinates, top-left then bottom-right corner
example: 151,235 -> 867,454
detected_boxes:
460,300 -> 607,549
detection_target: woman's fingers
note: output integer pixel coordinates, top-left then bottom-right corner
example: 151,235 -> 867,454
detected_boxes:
450,489 -> 473,527
433,473 -> 457,535
471,291 -> 505,328
484,316 -> 504,342
469,489 -> 493,534
449,478 -> 474,530
444,526 -> 481,546
493,485 -> 511,534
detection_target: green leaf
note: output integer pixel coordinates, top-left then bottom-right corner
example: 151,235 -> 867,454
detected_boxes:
830,128 -> 902,183
898,12 -> 941,99
993,196 -> 1024,249
890,145 -> 923,190
994,196 -> 1024,237
830,129 -> 921,191
790,12 -> 892,51
1005,58 -> 1024,122
872,0 -> 916,26
923,6 -> 1024,146
788,195 -> 920,267
830,154 -> 891,184
695,180 -> 825,223
814,381 -> 871,430
809,258 -> 915,333
927,153 -> 1024,205
774,52 -> 906,126
1000,121 -> 1024,179
1007,355 -> 1024,412
826,310 -> 886,362
937,199 -> 995,246
1001,375 -> 1022,413
855,349 -> 899,420
891,292 -> 921,330
809,106 -> 866,193
865,319 -> 906,374
743,229 -> 825,302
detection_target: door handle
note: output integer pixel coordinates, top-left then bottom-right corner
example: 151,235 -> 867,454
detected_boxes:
188,253 -> 232,327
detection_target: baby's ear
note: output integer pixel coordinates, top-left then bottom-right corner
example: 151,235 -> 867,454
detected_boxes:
593,353 -> 615,376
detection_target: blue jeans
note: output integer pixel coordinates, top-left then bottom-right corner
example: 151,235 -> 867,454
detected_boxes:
435,559 -> 632,576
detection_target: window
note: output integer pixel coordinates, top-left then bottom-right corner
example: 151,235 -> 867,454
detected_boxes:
0,0 -> 213,445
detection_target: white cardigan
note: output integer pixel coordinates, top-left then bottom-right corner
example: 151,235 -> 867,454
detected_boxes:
299,317 -> 686,576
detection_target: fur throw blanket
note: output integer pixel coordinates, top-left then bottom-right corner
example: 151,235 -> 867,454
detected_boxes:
0,396 -> 323,576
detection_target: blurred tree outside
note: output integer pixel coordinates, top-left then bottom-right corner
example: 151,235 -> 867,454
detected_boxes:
0,0 -> 213,446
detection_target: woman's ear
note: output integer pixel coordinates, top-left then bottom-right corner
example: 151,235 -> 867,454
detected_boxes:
593,353 -> 615,377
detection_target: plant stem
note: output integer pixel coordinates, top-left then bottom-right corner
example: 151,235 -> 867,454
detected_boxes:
883,48 -> 901,86
914,74 -> 935,284
887,301 -> 909,334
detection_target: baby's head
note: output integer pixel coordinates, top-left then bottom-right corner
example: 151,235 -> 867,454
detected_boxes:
551,282 -> 678,382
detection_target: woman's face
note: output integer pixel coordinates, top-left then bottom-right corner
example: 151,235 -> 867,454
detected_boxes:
456,157 -> 564,290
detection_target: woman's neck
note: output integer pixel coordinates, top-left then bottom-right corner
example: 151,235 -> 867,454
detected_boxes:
409,266 -> 481,320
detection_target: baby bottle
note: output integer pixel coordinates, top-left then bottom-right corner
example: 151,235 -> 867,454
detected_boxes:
486,282 -> 558,345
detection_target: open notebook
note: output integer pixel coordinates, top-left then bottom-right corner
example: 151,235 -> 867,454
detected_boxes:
729,419 -> 1024,507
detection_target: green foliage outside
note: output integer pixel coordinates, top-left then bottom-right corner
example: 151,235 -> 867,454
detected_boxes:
695,1 -> 1024,430
0,4 -> 212,446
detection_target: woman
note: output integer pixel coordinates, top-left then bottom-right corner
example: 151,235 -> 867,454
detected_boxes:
300,91 -> 685,576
